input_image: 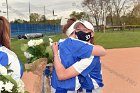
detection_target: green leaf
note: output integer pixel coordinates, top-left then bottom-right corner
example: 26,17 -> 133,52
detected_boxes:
7,69 -> 13,73
30,57 -> 38,62
3,75 -> 17,87
5,63 -> 14,73
5,63 -> 11,69
45,46 -> 53,58
47,57 -> 53,64
0,75 -> 5,80
43,36 -> 50,46
27,47 -> 36,55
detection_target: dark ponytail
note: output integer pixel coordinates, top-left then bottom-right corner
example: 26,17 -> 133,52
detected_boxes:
63,16 -> 77,34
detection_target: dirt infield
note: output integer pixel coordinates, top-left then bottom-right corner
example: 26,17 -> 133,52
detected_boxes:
102,47 -> 140,93
22,47 -> 140,93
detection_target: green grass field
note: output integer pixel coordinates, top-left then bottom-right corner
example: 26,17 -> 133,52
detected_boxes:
95,30 -> 140,48
11,30 -> 140,64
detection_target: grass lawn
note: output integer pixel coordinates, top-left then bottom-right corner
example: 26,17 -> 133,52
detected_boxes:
11,30 -> 140,64
95,30 -> 140,48
11,39 -> 28,64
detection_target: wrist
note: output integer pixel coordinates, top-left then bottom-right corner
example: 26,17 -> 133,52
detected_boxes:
53,51 -> 58,54
54,53 -> 59,57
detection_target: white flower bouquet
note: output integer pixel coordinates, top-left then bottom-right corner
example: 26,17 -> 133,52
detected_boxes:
21,36 -> 53,64
0,64 -> 25,93
21,36 -> 54,93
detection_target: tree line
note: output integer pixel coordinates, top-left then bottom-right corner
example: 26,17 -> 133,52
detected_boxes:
11,13 -> 61,24
11,0 -> 140,31
70,0 -> 140,31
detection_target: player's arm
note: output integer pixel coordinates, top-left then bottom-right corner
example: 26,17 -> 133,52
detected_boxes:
52,42 -> 79,80
52,42 -> 98,80
92,45 -> 106,56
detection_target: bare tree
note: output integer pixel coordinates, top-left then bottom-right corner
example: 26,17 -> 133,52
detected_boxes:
125,1 -> 140,25
82,0 -> 100,31
100,0 -> 111,32
129,0 -> 140,16
81,0 -> 137,31
82,0 -> 111,31
112,0 -> 132,26
107,0 -> 117,26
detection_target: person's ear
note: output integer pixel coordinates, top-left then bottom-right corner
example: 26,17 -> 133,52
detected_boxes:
91,32 -> 94,37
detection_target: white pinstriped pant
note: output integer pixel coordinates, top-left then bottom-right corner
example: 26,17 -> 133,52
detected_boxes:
51,87 -> 103,93
82,87 -> 103,93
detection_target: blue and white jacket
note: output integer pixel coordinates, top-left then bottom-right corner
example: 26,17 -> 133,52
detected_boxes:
0,45 -> 23,80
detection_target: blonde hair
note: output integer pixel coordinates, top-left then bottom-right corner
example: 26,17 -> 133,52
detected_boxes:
0,16 -> 11,49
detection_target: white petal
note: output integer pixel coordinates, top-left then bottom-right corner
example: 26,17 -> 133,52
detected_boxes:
0,64 -> 8,75
49,38 -> 53,42
4,81 -> 14,92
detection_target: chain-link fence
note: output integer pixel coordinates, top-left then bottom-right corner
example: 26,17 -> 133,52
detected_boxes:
11,23 -> 61,37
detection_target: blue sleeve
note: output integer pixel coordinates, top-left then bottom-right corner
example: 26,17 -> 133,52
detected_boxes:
71,40 -> 93,59
80,56 -> 100,77
0,52 -> 8,66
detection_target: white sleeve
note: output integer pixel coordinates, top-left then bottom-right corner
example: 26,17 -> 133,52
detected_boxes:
0,47 -> 21,80
72,56 -> 94,74
9,54 -> 21,80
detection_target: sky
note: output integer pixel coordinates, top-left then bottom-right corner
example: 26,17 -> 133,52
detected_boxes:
0,0 -> 83,21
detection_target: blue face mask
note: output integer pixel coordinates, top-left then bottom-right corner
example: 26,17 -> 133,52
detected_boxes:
75,31 -> 92,42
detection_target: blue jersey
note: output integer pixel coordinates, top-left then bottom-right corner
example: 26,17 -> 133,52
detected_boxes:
73,56 -> 104,90
51,37 -> 93,90
0,45 -> 23,80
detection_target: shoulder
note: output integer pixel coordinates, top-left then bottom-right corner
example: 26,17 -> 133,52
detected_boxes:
58,39 -> 66,43
58,38 -> 93,54
0,46 -> 18,57
70,38 -> 93,52
0,47 -> 9,66
0,46 -> 10,58
0,47 -> 8,57
0,46 -> 19,62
